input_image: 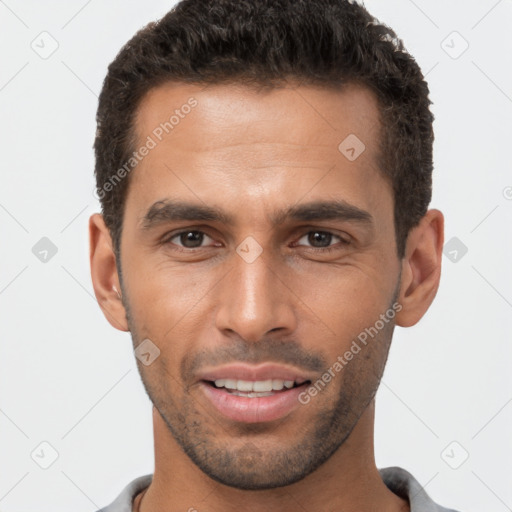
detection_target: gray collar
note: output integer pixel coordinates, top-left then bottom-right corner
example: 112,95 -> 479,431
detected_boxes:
97,467 -> 460,512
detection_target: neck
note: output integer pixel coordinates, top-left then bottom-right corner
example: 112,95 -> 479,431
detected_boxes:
139,400 -> 408,512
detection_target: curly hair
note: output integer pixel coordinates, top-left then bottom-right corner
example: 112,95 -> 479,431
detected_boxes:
94,0 -> 434,260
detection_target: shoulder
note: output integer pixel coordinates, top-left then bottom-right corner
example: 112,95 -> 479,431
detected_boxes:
95,474 -> 153,512
379,466 -> 462,512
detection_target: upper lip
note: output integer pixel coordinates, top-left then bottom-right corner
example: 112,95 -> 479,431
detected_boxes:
197,363 -> 313,385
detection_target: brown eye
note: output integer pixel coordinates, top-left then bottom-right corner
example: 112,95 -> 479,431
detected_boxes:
296,231 -> 347,249
167,230 -> 213,249
308,231 -> 333,247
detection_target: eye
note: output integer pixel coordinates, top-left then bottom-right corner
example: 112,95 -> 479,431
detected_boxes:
165,230 -> 215,249
295,230 -> 349,250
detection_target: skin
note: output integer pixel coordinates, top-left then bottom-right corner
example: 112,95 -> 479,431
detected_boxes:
89,81 -> 444,512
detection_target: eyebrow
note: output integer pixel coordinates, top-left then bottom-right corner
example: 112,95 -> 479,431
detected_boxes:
139,198 -> 373,231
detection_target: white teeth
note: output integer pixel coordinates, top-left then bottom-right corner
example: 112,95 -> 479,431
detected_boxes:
213,378 -> 297,392
223,379 -> 237,390
253,379 -> 273,392
237,380 -> 254,391
272,379 -> 284,390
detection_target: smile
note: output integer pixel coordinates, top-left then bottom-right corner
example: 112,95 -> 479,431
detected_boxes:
201,379 -> 311,423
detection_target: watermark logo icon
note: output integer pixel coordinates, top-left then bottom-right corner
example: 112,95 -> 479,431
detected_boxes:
443,236 -> 468,263
32,237 -> 58,263
338,134 -> 366,161
441,441 -> 469,469
31,441 -> 59,469
441,31 -> 469,60
134,338 -> 161,366
31,31 -> 59,60
236,236 -> 263,263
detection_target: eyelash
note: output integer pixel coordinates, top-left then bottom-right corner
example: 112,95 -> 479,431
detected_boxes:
161,229 -> 350,253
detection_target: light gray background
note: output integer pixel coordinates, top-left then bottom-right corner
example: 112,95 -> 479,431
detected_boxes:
1,1 -> 511,511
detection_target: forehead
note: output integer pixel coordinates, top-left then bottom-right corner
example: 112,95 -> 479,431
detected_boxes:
127,80 -> 389,223
134,80 -> 381,157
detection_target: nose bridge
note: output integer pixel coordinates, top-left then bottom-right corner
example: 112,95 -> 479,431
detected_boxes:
215,244 -> 296,341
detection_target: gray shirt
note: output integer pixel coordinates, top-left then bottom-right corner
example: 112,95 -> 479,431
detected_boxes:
96,466 -> 461,511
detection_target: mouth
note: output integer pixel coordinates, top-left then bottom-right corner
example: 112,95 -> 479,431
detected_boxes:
200,379 -> 312,423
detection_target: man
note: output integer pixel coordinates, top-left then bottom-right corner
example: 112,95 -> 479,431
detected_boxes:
89,0 -> 460,511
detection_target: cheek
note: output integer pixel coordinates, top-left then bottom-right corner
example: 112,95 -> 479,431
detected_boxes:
289,266 -> 398,372
126,254 -> 202,304
295,264 -> 391,331
123,256 -> 221,344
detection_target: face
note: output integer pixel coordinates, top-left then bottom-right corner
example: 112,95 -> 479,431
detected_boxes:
115,81 -> 403,489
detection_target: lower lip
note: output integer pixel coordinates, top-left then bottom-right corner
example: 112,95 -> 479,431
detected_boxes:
200,381 -> 309,424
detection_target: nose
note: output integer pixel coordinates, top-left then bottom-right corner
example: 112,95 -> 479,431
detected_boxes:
214,247 -> 298,343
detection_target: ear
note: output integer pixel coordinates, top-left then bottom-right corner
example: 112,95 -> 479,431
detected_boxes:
395,209 -> 444,327
89,213 -> 129,331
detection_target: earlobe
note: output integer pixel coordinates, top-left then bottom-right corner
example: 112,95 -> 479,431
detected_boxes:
395,209 -> 444,327
89,213 -> 129,332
